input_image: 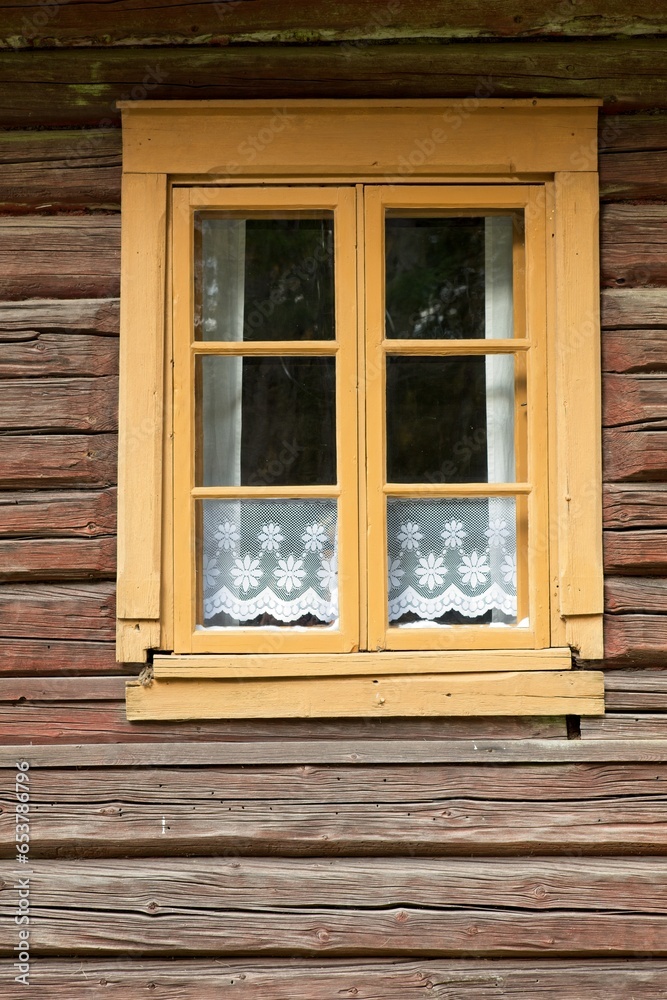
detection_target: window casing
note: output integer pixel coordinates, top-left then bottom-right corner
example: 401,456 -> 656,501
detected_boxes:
117,100 -> 604,719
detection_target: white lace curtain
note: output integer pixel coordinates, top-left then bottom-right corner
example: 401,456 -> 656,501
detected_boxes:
200,215 -> 517,627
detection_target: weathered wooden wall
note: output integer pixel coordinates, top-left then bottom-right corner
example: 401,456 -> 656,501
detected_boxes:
2,10 -> 667,996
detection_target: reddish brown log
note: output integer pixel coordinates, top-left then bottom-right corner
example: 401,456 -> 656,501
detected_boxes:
601,289 -> 667,329
604,669 -> 667,710
605,576 -> 667,611
601,205 -> 667,288
0,434 -> 117,488
0,675 -> 126,700
0,958 -> 664,1000
604,613 -> 667,663
2,1 -> 667,47
603,330 -> 667,374
604,534 -> 667,573
603,373 -> 667,427
599,111 -> 667,151
581,713 -> 667,739
0,536 -> 116,581
0,128 -> 121,212
603,485 -> 667,528
0,704 -> 566,744
0,43 -> 666,128
0,581 -> 115,641
0,488 -> 116,538
0,217 -> 119,300
599,151 -> 667,201
603,426 -> 667,481
0,332 -> 118,377
0,298 -> 119,335
0,638 -> 120,675
0,376 -> 118,432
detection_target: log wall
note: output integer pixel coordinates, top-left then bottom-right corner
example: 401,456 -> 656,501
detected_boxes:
2,15 -> 667,997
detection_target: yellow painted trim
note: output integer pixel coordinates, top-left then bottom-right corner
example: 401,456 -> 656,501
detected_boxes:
127,669 -> 604,720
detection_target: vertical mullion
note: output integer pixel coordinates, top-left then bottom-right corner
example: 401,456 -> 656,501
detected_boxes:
364,187 -> 388,650
355,184 -> 368,651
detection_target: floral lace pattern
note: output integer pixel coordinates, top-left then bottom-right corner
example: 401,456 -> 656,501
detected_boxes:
202,499 -> 338,625
387,497 -> 517,623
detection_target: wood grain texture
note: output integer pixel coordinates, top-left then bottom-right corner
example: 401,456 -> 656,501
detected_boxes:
601,205 -> 667,288
601,288 -> 667,329
0,434 -> 117,488
0,376 -> 117,431
0,489 -> 116,538
599,111 -> 667,151
3,1 -> 666,47
604,485 -> 667,528
0,297 -> 119,335
0,128 -> 121,211
0,704 -> 567,745
604,613 -> 667,663
0,638 -> 118,675
600,150 -> 667,201
603,426 -> 667,481
6,739 -> 667,767
0,536 -> 116,580
0,959 -> 665,1000
605,669 -> 667,710
0,581 -> 115,640
603,373 -> 667,427
1,782 -> 666,857
605,534 -> 667,573
606,576 -> 667,611
0,675 -> 125,700
582,713 -> 667,739
0,42 -> 664,128
0,216 -> 120,299
603,330 -> 667,374
0,331 -> 118,378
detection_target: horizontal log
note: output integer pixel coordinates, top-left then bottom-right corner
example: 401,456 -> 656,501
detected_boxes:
603,373 -> 667,427
0,433 -> 117,487
0,331 -> 118,377
16,761 -> 667,804
5,738 -> 667,767
604,535 -> 667,574
0,581 -> 115,641
0,703 -> 566,745
581,713 -> 667,739
0,959 -> 665,1000
599,111 -> 667,151
0,675 -> 125,700
603,485 -> 667,528
3,1 -> 667,48
599,149 -> 667,201
0,297 -> 119,335
0,217 -> 119,299
0,128 -> 121,211
603,425 -> 667,481
0,376 -> 117,432
604,613 -> 667,663
605,669 -> 667,710
601,205 -> 667,288
0,637 -> 119,675
603,330 -> 667,374
0,536 -> 116,581
0,488 -> 116,538
2,786 -> 667,857
605,576 -> 667,611
0,42 -> 666,128
601,288 -> 667,329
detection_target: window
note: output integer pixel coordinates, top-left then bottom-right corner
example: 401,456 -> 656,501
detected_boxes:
118,100 -> 604,719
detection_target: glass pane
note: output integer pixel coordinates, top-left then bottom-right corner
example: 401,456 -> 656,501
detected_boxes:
385,214 -> 516,340
195,213 -> 335,341
197,356 -> 336,487
387,496 -> 519,626
199,498 -> 338,628
386,356 -> 515,484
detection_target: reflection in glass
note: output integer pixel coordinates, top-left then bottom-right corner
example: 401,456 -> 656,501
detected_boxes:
200,498 -> 338,628
386,356 -> 515,484
197,355 -> 336,487
195,213 -> 335,341
387,496 -> 518,626
385,215 -> 515,340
